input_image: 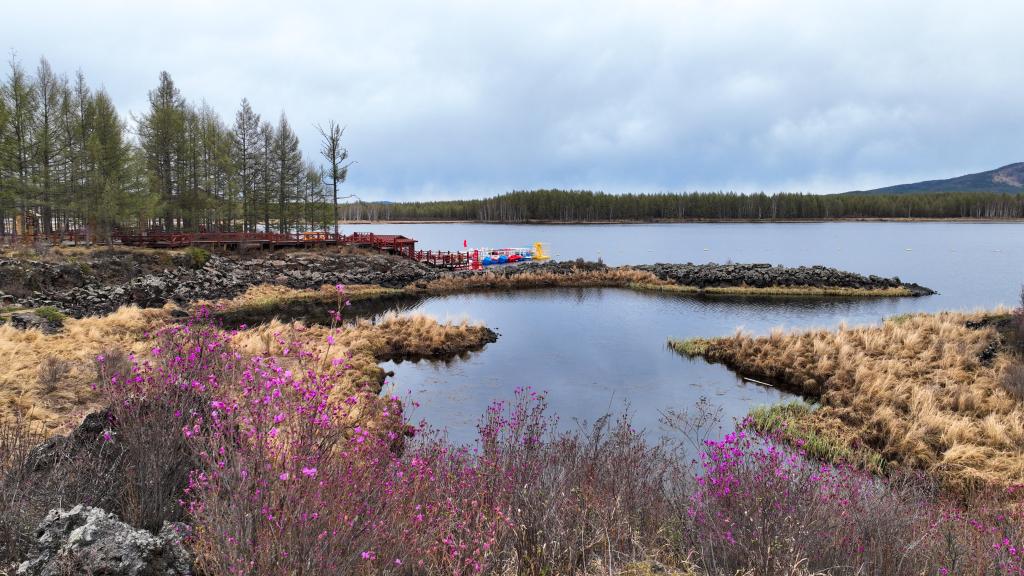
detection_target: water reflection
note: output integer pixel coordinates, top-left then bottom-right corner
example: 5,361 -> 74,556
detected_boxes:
226,216 -> 1024,443
381,288 -> 806,444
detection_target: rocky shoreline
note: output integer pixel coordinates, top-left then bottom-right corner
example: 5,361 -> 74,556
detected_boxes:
0,249 -> 443,318
0,249 -> 935,320
633,262 -> 935,296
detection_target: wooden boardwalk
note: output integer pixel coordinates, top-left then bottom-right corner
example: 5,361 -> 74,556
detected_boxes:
0,230 -> 481,270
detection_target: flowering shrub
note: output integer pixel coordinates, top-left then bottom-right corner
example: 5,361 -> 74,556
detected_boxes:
683,422 -> 1024,575
9,302 -> 1017,574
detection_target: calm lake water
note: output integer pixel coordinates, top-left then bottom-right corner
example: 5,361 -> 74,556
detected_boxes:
349,222 -> 1024,442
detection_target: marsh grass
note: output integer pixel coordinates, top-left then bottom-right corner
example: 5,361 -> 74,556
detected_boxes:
202,283 -> 406,325
0,244 -> 187,263
749,401 -> 888,474
1,287 -> 495,433
676,310 -> 1024,492
1002,362 -> 1024,401
421,267 -> 665,293
667,338 -> 711,357
422,266 -> 915,298
635,283 -> 914,297
886,312 -> 919,325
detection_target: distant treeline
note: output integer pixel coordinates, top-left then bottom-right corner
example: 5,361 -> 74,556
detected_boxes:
349,189 -> 1024,222
0,55 -> 353,240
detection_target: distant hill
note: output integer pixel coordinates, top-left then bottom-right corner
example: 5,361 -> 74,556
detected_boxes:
850,162 -> 1024,195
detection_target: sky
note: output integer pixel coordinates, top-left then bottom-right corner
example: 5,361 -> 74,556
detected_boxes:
5,0 -> 1024,200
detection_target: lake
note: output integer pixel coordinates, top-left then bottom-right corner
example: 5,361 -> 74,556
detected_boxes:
349,222 -> 1023,442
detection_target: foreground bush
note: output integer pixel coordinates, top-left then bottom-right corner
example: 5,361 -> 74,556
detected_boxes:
3,310 -> 1023,574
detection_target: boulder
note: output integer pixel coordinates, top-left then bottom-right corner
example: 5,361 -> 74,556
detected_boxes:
9,312 -> 62,334
17,505 -> 193,576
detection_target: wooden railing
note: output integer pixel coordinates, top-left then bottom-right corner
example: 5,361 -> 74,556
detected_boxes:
3,230 -> 482,270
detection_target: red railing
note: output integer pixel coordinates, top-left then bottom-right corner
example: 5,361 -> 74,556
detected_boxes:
413,250 -> 479,269
4,229 -> 481,270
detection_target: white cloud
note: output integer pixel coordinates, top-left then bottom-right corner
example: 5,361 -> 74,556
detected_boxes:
5,0 -> 1024,197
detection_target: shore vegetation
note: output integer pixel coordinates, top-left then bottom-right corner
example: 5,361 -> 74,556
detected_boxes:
673,309 -> 1024,493
1,312 -> 1021,575
0,286 -> 494,432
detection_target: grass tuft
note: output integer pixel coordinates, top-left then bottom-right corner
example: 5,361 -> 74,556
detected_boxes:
667,338 -> 711,357
749,401 -> 888,474
183,246 -> 211,269
34,306 -> 66,325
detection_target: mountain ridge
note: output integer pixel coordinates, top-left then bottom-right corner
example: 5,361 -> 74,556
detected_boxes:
849,162 -> 1024,195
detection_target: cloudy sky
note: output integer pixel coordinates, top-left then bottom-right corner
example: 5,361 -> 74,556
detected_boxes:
5,0 -> 1024,199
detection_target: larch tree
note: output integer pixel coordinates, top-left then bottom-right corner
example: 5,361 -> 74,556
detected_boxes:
62,70 -> 92,230
84,89 -> 131,240
316,120 -> 351,236
272,112 -> 302,234
258,119 -> 273,232
0,73 -> 11,234
197,103 -> 233,230
4,57 -> 38,235
34,57 -> 64,233
231,98 -> 260,232
302,162 -> 325,232
136,71 -> 186,230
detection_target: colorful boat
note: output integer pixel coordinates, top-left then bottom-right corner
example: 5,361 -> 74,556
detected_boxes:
478,242 -> 549,266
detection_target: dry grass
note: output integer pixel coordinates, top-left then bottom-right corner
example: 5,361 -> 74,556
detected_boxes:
421,267 -> 665,293
0,305 -> 174,433
748,401 -> 888,474
230,312 -> 495,389
422,267 -> 915,297
635,283 -> 915,297
223,312 -> 495,434
199,283 -> 405,314
681,310 -> 1024,492
1,288 -> 495,434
